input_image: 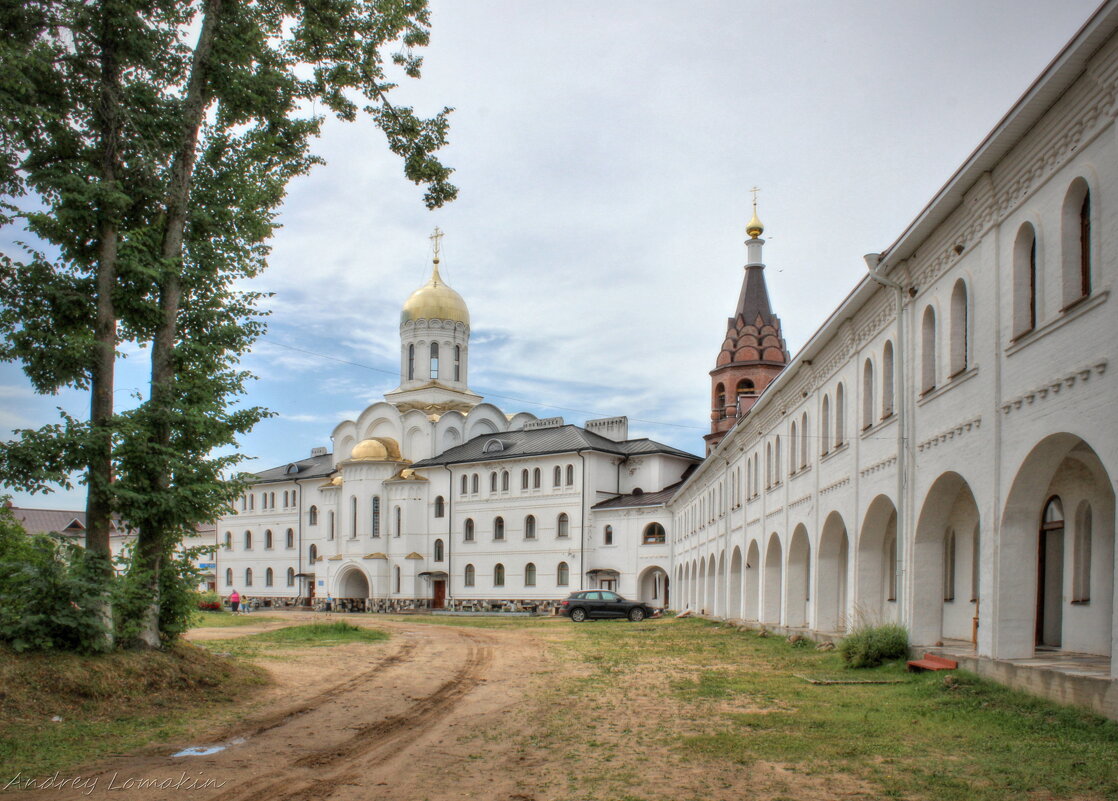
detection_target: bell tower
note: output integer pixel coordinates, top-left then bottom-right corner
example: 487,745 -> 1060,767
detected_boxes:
704,198 -> 790,454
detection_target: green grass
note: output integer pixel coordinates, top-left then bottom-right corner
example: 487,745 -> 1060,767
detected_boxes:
190,609 -> 273,627
192,621 -> 390,659
539,618 -> 1118,801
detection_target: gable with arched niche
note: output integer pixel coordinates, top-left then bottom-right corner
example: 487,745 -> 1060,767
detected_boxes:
357,402 -> 406,442
464,403 -> 509,440
434,409 -> 467,454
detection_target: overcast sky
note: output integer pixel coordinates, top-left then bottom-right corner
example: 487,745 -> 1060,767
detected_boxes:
0,0 -> 1103,510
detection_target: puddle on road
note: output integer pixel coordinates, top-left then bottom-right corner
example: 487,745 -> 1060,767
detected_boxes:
171,736 -> 246,758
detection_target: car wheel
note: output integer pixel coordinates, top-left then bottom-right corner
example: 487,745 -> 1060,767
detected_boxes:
628,607 -> 646,622
570,607 -> 587,622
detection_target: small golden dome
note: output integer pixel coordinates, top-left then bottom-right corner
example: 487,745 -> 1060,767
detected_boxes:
350,437 -> 402,461
330,475 -> 343,486
400,261 -> 470,326
746,207 -> 764,239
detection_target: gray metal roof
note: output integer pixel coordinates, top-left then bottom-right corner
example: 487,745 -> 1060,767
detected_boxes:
410,424 -> 701,469
592,482 -> 684,510
251,453 -> 336,482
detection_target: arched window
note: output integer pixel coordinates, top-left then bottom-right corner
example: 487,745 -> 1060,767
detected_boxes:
773,436 -> 781,482
351,496 -> 358,538
789,421 -> 798,474
521,469 -> 529,490
821,395 -> 831,455
371,496 -> 381,537
501,470 -> 510,491
604,524 -> 613,545
1073,502 -> 1092,603
490,472 -> 497,492
532,468 -> 541,489
434,496 -> 445,518
408,343 -> 415,380
921,306 -> 937,393
394,506 -> 402,537
461,474 -> 468,496
464,563 -> 475,587
557,561 -> 570,586
566,464 -> 574,486
308,505 -> 318,526
737,378 -> 756,396
224,531 -> 232,549
494,516 -> 505,540
553,466 -> 561,487
265,567 -> 274,587
285,528 -> 294,549
309,544 -> 318,562
1062,178 -> 1092,307
765,441 -> 773,487
286,567 -> 295,587
1013,223 -> 1037,337
454,345 -> 461,382
244,530 -> 253,550
282,491 -> 288,507
524,515 -> 536,540
328,511 -> 335,541
225,568 -> 233,586
434,538 -> 444,562
525,562 -> 536,587
245,567 -> 253,587
270,492 -> 275,508
249,493 -> 254,510
464,518 -> 475,541
394,565 -> 401,593
950,279 -> 969,377
715,382 -> 726,418
494,563 -> 505,587
882,341 -> 895,418
862,358 -> 875,430
557,513 -> 569,538
265,529 -> 273,549
471,473 -> 479,494
943,528 -> 956,602
834,385 -> 845,446
643,523 -> 666,544
429,342 -> 439,379
800,412 -> 809,469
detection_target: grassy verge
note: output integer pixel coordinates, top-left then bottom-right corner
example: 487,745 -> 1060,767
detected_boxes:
192,621 -> 390,659
0,643 -> 268,779
534,618 -> 1118,801
190,609 -> 274,628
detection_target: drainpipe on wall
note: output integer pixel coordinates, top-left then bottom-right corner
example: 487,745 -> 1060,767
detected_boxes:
865,253 -> 909,618
578,449 -> 590,591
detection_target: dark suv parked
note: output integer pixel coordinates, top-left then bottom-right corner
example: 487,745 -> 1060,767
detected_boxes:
559,591 -> 657,622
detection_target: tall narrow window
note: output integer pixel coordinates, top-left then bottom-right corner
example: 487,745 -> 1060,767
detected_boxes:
265,568 -> 274,587
490,472 -> 497,493
1062,179 -> 1092,307
471,473 -> 479,494
309,544 -> 318,562
943,528 -> 956,602
800,413 -> 809,468
429,342 -> 439,379
553,466 -> 561,487
309,505 -> 318,526
882,341 -> 895,418
566,465 -> 574,486
244,530 -> 253,550
502,471 -> 510,491
1073,502 -> 1092,603
464,518 -> 474,541
464,563 -> 475,587
921,306 -> 937,393
862,359 -> 875,429
434,496 -> 445,518
603,525 -> 613,545
789,421 -> 798,474
408,343 -> 415,380
265,529 -> 273,549
434,538 -> 444,562
394,565 -> 401,593
494,563 -> 505,587
351,496 -> 358,538
494,516 -> 505,540
834,384 -> 845,445
533,468 -> 541,489
557,561 -> 569,586
454,344 -> 461,382
245,567 -> 253,587
714,383 -> 726,418
525,515 -> 536,539
821,395 -> 831,455
950,279 -> 969,377
461,475 -> 468,495
557,513 -> 570,538
394,506 -> 401,537
372,496 -> 381,537
525,562 -> 536,587
226,568 -> 233,586
765,442 -> 772,487
773,436 -> 781,482
328,511 -> 335,541
521,469 -> 529,490
1013,223 -> 1037,337
286,528 -> 294,549
287,567 -> 295,587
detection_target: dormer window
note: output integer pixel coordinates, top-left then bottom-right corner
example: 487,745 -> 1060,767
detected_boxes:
482,439 -> 506,454
285,463 -> 299,475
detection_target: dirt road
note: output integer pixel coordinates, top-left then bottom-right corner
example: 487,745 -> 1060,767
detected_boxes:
16,615 -> 562,801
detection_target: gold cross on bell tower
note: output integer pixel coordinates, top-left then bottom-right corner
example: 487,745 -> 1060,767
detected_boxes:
749,186 -> 760,209
430,227 -> 444,263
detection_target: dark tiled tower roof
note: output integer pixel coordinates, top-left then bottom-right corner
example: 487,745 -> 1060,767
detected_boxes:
705,211 -> 790,454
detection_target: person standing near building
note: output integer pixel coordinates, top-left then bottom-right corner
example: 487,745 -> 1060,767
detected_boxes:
229,589 -> 240,614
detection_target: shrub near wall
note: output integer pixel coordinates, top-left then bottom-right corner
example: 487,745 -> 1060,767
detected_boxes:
840,624 -> 909,669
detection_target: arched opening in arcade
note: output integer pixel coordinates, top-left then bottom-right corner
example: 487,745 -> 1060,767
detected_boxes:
335,565 -> 372,612
763,533 -> 783,625
817,511 -> 850,633
856,495 -> 899,627
638,566 -> 670,608
785,525 -> 810,628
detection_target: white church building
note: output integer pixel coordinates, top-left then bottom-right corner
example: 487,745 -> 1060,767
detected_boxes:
216,240 -> 700,613
672,0 -> 1118,717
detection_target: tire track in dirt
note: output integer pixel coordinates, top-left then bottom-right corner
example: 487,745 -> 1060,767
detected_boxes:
223,628 -> 495,801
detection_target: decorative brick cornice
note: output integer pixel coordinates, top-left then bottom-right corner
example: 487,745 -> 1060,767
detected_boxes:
1001,361 -> 1108,416
860,456 -> 897,478
917,416 -> 983,453
820,477 -> 850,496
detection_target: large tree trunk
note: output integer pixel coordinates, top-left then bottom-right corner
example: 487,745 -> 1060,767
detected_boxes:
86,0 -> 124,650
133,0 -> 223,649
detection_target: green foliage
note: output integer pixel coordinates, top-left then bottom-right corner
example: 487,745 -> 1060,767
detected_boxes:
196,590 -> 221,610
0,502 -> 110,653
113,542 -> 208,646
839,623 -> 909,669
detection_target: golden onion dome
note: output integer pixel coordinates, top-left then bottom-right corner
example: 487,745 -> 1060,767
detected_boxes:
746,207 -> 764,239
400,261 -> 470,326
350,437 -> 402,461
